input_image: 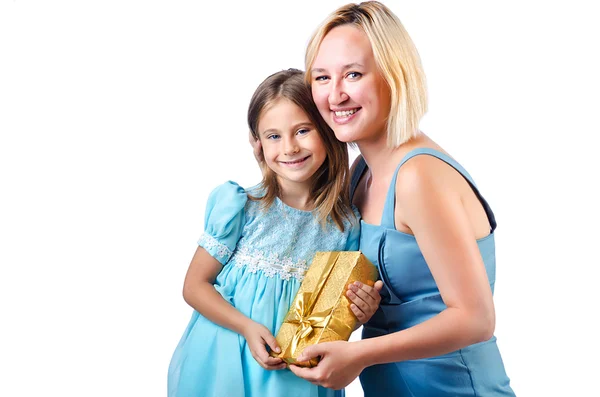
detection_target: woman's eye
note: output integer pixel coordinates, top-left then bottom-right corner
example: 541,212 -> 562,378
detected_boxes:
314,75 -> 329,82
347,72 -> 362,79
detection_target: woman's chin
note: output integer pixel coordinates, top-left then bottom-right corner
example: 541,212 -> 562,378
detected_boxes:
332,129 -> 359,143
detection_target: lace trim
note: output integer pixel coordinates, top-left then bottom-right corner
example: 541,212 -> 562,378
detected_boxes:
198,233 -> 232,260
231,245 -> 309,281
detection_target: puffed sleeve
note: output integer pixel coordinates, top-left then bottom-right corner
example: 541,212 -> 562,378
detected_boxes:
197,181 -> 248,265
344,206 -> 361,251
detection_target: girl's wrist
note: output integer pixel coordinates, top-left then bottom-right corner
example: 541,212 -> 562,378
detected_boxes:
234,316 -> 253,337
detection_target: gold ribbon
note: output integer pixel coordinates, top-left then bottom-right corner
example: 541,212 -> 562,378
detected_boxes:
283,252 -> 343,361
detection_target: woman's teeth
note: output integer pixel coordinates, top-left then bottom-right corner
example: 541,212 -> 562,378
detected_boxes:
334,109 -> 358,117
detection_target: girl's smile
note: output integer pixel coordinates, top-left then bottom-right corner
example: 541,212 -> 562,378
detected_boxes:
258,98 -> 327,191
279,155 -> 312,168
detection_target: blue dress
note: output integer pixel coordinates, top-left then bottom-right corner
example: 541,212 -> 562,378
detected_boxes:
168,181 -> 359,397
353,149 -> 515,396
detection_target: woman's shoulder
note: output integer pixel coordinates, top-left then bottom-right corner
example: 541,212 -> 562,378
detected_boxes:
395,146 -> 460,194
394,146 -> 478,222
350,154 -> 365,176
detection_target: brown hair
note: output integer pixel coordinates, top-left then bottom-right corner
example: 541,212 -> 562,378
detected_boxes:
247,68 -> 354,231
305,1 -> 428,147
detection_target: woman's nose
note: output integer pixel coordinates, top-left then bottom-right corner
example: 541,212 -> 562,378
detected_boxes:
328,80 -> 349,105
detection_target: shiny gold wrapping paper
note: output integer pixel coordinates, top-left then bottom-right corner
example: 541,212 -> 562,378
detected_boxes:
271,251 -> 378,367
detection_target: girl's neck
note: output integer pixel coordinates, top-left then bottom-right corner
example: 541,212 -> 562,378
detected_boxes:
277,179 -> 313,211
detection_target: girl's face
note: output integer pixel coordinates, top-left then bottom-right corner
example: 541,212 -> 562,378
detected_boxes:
257,98 -> 327,191
310,24 -> 391,145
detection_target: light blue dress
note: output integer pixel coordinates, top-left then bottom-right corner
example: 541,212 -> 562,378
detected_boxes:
353,149 -> 515,396
168,181 -> 359,397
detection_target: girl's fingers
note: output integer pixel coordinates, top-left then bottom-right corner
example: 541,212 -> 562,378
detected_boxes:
352,281 -> 379,303
263,332 -> 281,354
350,303 -> 366,322
264,355 -> 284,366
346,289 -> 370,312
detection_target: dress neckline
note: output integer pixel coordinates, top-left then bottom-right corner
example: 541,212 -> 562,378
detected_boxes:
275,196 -> 315,215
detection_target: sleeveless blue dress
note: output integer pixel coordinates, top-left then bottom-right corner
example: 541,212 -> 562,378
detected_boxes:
168,181 -> 359,397
352,148 -> 515,396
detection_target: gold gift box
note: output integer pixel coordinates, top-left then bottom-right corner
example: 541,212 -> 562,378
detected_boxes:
271,251 -> 378,367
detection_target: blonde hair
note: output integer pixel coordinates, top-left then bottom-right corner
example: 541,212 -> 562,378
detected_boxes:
247,69 -> 355,231
305,1 -> 428,148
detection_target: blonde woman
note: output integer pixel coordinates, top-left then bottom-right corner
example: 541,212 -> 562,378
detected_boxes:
286,2 -> 515,395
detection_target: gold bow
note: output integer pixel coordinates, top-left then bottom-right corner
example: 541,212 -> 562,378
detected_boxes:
282,252 -> 346,365
284,292 -> 333,360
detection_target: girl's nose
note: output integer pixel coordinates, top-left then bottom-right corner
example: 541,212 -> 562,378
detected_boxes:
284,138 -> 300,155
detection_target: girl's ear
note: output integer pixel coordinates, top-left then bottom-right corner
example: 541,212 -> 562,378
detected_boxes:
249,130 -> 265,166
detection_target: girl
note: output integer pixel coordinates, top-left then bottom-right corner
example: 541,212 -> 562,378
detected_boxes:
167,69 -> 381,397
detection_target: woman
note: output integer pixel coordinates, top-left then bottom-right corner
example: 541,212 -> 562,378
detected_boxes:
286,2 -> 515,396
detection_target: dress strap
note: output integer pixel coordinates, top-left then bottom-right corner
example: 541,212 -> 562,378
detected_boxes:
380,148 -> 497,232
350,156 -> 368,201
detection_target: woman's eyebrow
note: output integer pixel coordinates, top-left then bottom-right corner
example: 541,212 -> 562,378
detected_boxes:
311,62 -> 365,74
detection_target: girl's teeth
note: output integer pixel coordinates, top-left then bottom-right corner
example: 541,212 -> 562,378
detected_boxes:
284,157 -> 306,164
334,109 -> 358,117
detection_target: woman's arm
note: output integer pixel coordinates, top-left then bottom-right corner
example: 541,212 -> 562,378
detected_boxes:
357,156 -> 495,363
290,156 -> 495,388
183,246 -> 285,370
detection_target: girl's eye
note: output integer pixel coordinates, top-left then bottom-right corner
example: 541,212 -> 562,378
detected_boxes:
267,134 -> 280,140
347,71 -> 362,79
297,128 -> 310,135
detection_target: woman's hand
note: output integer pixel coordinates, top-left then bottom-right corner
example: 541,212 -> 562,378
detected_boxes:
289,341 -> 365,390
346,280 -> 383,325
242,321 -> 287,370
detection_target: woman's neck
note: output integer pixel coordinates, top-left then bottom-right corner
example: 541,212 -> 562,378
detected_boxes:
357,132 -> 428,181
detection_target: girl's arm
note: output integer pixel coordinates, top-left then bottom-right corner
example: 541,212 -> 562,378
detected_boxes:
183,246 -> 286,370
290,156 -> 495,388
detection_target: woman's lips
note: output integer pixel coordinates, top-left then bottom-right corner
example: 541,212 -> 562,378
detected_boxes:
332,108 -> 361,124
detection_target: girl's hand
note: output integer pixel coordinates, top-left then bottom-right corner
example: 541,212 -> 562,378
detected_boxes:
289,341 -> 364,390
243,321 -> 287,370
346,280 -> 383,325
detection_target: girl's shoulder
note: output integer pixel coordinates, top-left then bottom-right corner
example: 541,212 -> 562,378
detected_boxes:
206,181 -> 249,206
204,180 -> 260,225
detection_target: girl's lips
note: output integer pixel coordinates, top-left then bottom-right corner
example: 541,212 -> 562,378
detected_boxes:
332,108 -> 361,124
280,155 -> 311,168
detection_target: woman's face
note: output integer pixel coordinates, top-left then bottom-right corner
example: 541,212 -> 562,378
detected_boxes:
310,24 -> 391,145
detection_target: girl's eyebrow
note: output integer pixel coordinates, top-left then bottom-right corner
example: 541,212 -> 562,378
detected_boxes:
261,128 -> 279,136
261,122 -> 313,136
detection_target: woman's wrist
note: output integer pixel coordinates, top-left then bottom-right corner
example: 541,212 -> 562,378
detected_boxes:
350,338 -> 378,368
352,334 -> 394,368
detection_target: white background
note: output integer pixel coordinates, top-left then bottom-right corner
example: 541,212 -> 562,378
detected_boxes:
1,1 -> 598,396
